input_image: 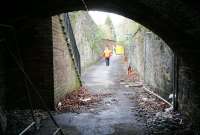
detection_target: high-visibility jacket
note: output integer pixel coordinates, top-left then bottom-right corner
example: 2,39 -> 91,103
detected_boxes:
103,49 -> 112,58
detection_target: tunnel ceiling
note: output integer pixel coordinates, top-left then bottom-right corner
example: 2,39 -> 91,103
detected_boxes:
1,0 -> 200,50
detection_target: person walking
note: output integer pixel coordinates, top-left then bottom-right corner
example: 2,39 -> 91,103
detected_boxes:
103,47 -> 112,66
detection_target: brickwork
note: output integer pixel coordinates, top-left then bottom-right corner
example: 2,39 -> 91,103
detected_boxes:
52,15 -> 80,106
4,15 -> 81,110
5,17 -> 54,109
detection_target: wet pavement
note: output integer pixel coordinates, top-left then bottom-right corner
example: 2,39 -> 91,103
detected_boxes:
35,55 -> 147,135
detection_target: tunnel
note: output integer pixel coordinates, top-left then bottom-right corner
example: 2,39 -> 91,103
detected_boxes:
0,0 -> 200,134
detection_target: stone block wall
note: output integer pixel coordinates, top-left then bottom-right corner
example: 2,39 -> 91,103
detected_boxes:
69,11 -> 103,73
128,27 -> 173,101
127,25 -> 200,128
143,32 -> 173,100
129,28 -> 145,80
125,24 -> 200,128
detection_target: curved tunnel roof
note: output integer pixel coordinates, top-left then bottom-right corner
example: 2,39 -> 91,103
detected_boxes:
1,0 -> 200,50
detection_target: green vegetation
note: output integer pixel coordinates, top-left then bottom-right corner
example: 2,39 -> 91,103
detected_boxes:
70,11 -> 107,55
103,16 -> 116,40
115,19 -> 139,47
91,27 -> 105,54
116,41 -> 126,47
68,11 -> 82,29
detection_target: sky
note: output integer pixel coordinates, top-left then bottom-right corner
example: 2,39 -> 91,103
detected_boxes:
88,11 -> 125,26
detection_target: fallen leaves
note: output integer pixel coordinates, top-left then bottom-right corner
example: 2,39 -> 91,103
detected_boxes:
56,87 -> 112,112
136,93 -> 169,113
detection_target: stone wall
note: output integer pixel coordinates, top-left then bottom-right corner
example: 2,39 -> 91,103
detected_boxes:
128,26 -> 173,101
128,27 -> 145,81
52,15 -> 80,105
116,16 -> 200,128
143,32 -> 173,99
69,11 -> 103,73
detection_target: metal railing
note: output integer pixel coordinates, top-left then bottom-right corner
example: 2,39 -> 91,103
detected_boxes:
62,13 -> 81,75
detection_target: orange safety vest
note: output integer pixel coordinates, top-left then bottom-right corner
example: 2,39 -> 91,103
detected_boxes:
103,49 -> 112,58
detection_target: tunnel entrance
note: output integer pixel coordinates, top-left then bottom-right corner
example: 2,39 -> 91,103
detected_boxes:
1,10 -> 194,134
49,11 -> 184,135
1,0 -> 200,134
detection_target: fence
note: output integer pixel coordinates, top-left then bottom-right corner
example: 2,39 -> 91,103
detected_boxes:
62,13 -> 81,75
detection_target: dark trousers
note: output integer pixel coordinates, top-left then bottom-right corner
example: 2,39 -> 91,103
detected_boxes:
105,58 -> 110,66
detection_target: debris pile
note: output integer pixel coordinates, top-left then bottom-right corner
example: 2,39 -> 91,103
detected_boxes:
146,111 -> 193,135
120,66 -> 143,88
136,92 -> 169,114
127,67 -> 139,82
133,88 -> 194,135
56,87 -> 111,112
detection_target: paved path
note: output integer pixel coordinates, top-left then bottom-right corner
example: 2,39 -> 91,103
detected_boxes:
35,55 -> 147,135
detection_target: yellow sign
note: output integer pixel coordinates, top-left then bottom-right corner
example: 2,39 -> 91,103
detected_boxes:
115,45 -> 124,55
